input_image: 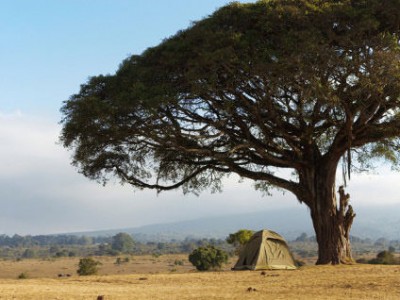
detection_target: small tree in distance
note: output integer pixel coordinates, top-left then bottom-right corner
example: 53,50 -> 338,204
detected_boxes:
111,232 -> 135,254
226,229 -> 254,254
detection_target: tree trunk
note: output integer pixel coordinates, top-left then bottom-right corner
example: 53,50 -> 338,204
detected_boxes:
310,185 -> 356,265
299,153 -> 356,265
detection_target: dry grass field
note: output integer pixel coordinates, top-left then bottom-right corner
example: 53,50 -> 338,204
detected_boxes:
0,256 -> 398,299
0,255 -> 196,279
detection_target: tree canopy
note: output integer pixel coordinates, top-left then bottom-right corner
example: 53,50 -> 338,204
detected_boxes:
111,233 -> 135,253
60,0 -> 400,264
226,229 -> 254,254
226,229 -> 254,247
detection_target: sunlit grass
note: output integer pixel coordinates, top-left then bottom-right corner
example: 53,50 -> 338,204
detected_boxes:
0,256 -> 398,299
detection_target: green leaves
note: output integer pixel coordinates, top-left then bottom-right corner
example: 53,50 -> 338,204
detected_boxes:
77,257 -> 101,276
60,0 -> 400,196
226,229 -> 254,247
111,233 -> 135,254
226,229 -> 255,255
188,245 -> 228,271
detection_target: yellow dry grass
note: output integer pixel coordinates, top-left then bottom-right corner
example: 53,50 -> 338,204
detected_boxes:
0,255 -> 196,279
0,256 -> 398,299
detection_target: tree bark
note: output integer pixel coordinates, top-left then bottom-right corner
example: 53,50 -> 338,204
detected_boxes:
298,153 -> 356,265
309,185 -> 356,265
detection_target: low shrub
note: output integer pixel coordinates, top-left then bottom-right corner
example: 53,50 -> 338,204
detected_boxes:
77,257 -> 101,276
295,259 -> 306,267
356,258 -> 368,264
17,272 -> 28,279
174,259 -> 184,266
368,251 -> 398,265
188,245 -> 228,271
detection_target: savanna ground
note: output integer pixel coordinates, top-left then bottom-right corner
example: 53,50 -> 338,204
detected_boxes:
0,255 -> 399,299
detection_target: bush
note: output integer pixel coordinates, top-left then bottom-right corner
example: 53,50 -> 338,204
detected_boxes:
77,257 -> 101,276
188,245 -> 228,271
356,258 -> 368,264
115,257 -> 122,265
295,259 -> 306,267
174,259 -> 184,266
17,272 -> 28,279
22,249 -> 36,259
68,251 -> 77,257
115,257 -> 130,265
368,250 -> 398,265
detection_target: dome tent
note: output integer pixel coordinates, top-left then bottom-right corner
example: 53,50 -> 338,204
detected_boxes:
232,230 -> 297,270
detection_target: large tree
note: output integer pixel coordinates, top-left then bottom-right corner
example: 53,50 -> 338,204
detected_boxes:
60,0 -> 400,264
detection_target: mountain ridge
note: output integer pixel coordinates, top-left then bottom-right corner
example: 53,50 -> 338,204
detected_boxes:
67,204 -> 400,241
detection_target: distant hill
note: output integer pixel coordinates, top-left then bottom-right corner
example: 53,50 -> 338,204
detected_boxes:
352,205 -> 400,240
69,204 -> 400,241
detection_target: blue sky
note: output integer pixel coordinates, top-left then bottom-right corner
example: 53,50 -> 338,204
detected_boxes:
1,0 -> 254,116
0,0 -> 399,235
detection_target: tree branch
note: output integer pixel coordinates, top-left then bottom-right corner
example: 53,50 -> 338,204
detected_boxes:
114,165 -> 213,192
